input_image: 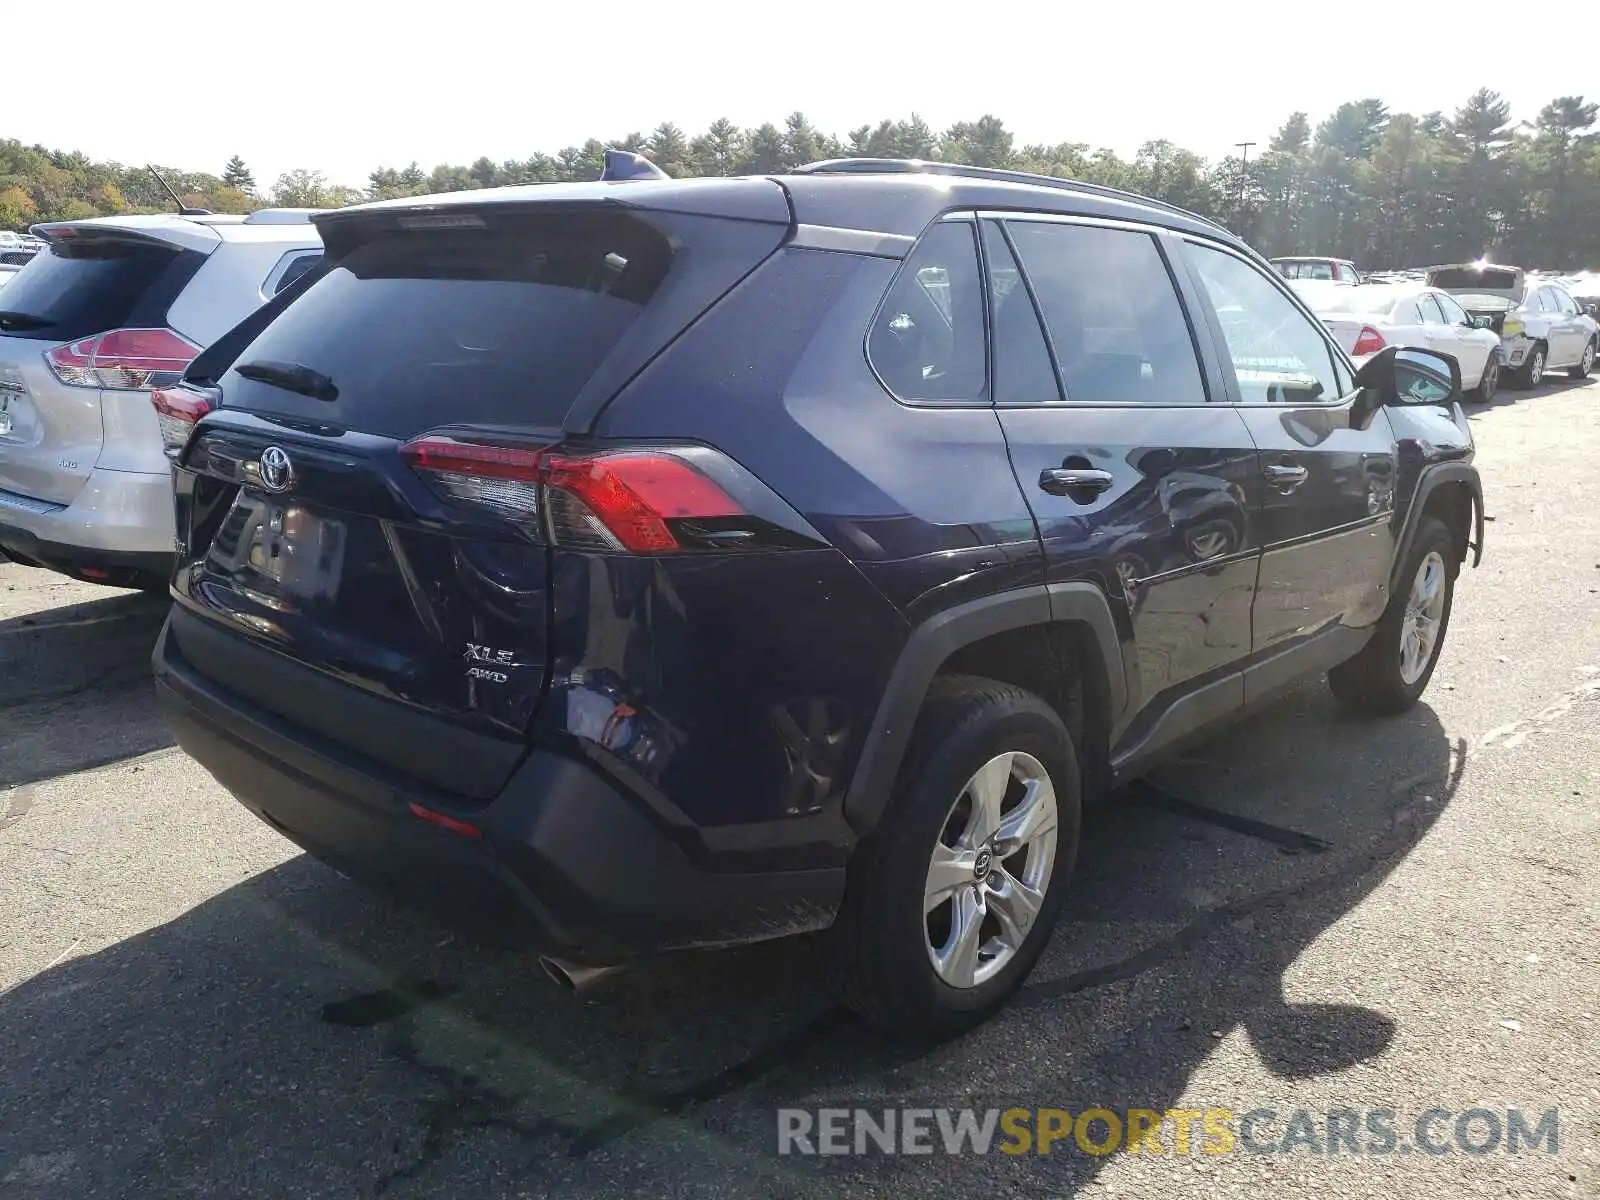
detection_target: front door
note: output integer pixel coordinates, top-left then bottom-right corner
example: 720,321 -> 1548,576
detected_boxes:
980,215 -> 1262,735
1177,240 -> 1397,675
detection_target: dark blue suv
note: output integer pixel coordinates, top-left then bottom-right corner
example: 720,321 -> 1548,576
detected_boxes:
151,157 -> 1483,1038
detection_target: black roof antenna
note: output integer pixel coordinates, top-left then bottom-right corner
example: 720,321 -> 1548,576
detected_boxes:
147,165 -> 213,216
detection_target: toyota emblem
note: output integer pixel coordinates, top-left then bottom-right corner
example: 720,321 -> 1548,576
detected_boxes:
258,446 -> 294,493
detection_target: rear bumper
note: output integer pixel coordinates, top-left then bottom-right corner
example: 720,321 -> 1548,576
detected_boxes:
152,614 -> 844,959
0,467 -> 175,579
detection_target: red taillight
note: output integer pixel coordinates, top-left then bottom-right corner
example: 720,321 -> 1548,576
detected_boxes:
150,385 -> 215,456
399,436 -> 746,553
45,327 -> 200,391
1351,325 -> 1387,357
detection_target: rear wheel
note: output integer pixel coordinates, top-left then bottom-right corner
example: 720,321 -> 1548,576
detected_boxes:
830,675 -> 1081,1040
1511,342 -> 1546,390
1328,515 -> 1457,716
1570,338 -> 1596,380
1471,354 -> 1500,401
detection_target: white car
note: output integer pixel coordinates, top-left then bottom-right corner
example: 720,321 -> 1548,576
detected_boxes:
0,230 -> 37,266
1271,255 -> 1363,284
0,211 -> 323,587
1311,283 -> 1505,400
1425,263 -> 1598,388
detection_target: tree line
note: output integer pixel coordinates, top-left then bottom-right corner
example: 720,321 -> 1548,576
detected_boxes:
3,90 -> 1597,269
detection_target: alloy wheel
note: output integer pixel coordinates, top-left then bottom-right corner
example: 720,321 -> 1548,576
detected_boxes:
924,751 -> 1058,989
1399,551 -> 1447,685
1479,358 -> 1498,399
1581,343 -> 1596,377
1527,349 -> 1545,388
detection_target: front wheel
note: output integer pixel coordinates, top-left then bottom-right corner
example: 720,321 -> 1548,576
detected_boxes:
1511,342 -> 1546,390
1569,338 -> 1596,380
1328,515 -> 1458,716
830,675 -> 1081,1040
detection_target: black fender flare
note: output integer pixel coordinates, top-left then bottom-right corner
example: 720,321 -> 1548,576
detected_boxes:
841,582 -> 1125,834
1391,460 -> 1483,593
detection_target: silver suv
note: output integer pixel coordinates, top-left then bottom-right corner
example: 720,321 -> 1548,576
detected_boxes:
0,211 -> 321,587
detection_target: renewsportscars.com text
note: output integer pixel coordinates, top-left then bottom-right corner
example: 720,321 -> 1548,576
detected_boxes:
776,1106 -> 1560,1157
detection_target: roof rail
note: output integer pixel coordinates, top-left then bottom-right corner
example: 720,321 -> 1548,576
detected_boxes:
790,158 -> 1231,235
243,208 -> 330,225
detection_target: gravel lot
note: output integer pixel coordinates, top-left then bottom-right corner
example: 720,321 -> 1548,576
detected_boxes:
2,377 -> 1597,1199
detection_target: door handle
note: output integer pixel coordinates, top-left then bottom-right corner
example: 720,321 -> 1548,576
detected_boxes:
1264,463 -> 1309,492
1038,468 -> 1114,498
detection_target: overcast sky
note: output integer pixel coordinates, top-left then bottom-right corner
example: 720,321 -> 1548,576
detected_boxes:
14,0 -> 1593,190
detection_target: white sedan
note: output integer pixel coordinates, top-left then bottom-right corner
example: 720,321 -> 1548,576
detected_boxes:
1310,284 -> 1504,400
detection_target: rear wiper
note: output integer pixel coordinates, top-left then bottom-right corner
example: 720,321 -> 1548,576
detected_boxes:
235,359 -> 338,402
0,311 -> 55,332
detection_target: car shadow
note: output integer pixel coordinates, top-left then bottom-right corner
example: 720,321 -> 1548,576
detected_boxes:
0,682 -> 1461,1197
0,591 -> 173,788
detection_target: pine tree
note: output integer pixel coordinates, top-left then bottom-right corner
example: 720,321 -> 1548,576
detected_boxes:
222,155 -> 255,196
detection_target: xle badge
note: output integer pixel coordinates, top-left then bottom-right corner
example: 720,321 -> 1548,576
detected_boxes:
464,642 -> 514,684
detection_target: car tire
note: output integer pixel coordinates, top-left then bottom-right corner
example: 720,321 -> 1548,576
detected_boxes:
1327,515 -> 1457,716
829,674 -> 1082,1040
1569,338 -> 1596,380
1471,354 -> 1500,402
1510,342 -> 1546,390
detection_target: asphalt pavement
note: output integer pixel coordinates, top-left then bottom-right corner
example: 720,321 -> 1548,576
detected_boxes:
2,376 -> 1597,1199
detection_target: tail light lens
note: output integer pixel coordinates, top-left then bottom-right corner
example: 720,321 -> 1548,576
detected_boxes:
150,384 -> 217,457
1351,325 -> 1387,357
45,327 -> 200,390
399,436 -> 745,553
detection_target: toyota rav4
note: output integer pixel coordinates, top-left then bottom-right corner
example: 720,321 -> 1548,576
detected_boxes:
151,156 -> 1483,1039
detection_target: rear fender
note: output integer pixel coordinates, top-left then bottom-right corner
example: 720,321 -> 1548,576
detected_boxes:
841,583 -> 1124,834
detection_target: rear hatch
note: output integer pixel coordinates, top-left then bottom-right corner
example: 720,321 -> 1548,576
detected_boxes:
0,228 -> 206,505
169,188 -> 792,800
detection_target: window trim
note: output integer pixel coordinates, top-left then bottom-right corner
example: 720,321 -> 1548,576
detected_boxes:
976,210 -> 1218,408
1174,235 -> 1360,410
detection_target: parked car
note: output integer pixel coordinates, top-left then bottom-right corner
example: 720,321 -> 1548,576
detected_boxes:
151,157 -> 1483,1039
1271,255 -> 1363,284
0,230 -> 38,267
0,262 -> 19,289
0,211 -> 322,587
1310,283 -> 1504,399
1425,262 -> 1598,388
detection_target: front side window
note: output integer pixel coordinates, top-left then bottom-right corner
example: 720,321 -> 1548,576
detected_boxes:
868,220 -> 987,404
1006,221 -> 1204,404
1185,242 -> 1341,405
1554,289 -> 1579,317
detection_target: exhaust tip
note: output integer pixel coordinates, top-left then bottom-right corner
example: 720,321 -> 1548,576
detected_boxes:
539,955 -> 618,992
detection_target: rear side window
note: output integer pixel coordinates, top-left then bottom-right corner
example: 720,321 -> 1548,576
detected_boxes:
1006,220 -> 1205,404
1415,294 -> 1446,325
270,252 -> 321,296
218,212 -> 672,436
0,235 -> 203,342
868,220 -> 987,403
982,222 -> 1060,404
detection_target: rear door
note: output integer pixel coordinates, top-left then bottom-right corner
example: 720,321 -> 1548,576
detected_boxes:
171,197 -> 790,799
1178,240 -> 1396,671
983,214 -> 1261,731
0,231 -> 204,503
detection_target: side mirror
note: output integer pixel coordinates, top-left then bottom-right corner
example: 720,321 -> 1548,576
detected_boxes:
1351,346 -> 1462,427
1586,303 -> 1599,318
1471,315 -> 1494,329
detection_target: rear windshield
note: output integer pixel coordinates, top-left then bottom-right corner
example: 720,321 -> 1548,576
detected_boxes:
1428,267 -> 1519,291
0,235 -> 201,341
218,212 -> 673,436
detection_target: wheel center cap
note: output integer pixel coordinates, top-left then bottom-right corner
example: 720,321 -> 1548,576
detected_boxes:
972,848 -> 994,882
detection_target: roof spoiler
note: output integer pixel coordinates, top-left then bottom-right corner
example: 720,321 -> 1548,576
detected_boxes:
601,149 -> 669,182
